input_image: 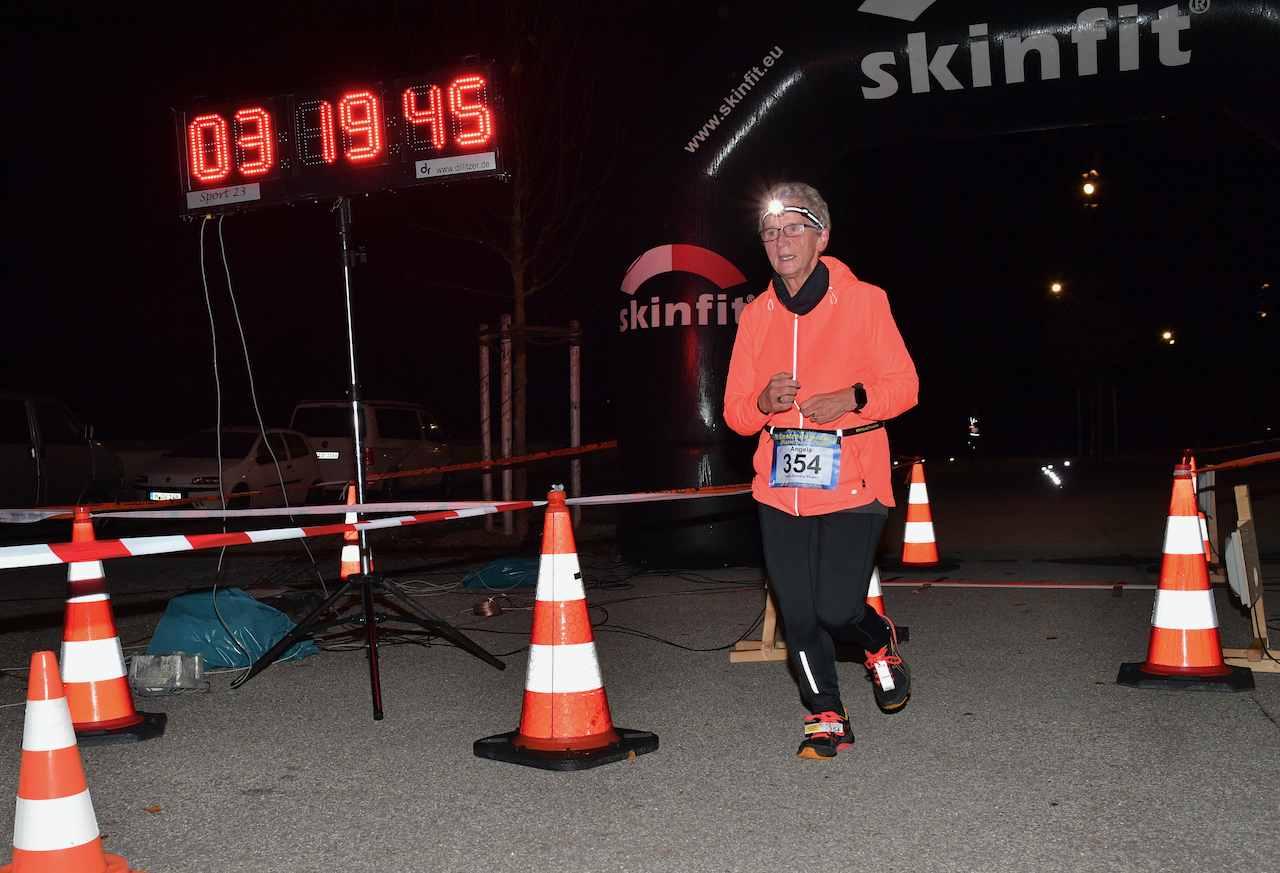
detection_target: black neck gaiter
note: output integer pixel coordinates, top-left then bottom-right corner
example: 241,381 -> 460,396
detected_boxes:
771,261 -> 830,316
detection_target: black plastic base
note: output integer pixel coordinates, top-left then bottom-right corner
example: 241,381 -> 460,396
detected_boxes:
474,728 -> 659,771
1116,662 -> 1254,692
76,710 -> 167,746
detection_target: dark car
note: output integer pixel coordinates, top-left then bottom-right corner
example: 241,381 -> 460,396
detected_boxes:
0,393 -> 125,509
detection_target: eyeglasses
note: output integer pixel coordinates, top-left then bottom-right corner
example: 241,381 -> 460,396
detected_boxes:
759,223 -> 820,243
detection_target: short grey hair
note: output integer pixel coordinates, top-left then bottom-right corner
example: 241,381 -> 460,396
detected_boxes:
759,182 -> 832,232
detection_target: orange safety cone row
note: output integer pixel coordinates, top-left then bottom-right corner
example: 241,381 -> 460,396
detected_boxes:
1117,465 -> 1253,691
60,509 -> 165,746
475,487 -> 658,770
339,483 -> 370,579
0,652 -> 147,873
1188,456 -> 1213,562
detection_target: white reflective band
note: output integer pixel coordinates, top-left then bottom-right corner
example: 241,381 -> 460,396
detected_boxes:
1151,588 -> 1218,630
525,642 -> 603,694
535,553 -> 584,602
21,698 -> 78,752
118,535 -> 194,556
60,638 -> 127,683
903,521 -> 935,543
13,790 -> 99,851
66,593 -> 110,605
1162,515 -> 1204,556
874,660 -> 896,691
798,650 -> 820,695
67,561 -> 104,582
867,566 -> 882,596
908,482 -> 929,503
0,545 -> 60,570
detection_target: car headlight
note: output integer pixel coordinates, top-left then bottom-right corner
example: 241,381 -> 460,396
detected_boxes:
191,476 -> 220,485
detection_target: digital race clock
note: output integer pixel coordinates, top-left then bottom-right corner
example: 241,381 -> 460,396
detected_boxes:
175,62 -> 503,217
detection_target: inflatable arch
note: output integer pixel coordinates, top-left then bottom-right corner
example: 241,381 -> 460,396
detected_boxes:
616,0 -> 1278,567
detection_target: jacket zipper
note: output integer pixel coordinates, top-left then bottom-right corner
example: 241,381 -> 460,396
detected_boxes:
793,313 -> 800,515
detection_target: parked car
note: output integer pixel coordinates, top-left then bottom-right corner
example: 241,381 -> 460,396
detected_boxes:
0,393 -> 124,508
289,400 -> 452,500
133,427 -> 323,509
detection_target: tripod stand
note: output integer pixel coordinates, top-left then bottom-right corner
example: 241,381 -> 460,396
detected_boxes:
242,197 -> 504,719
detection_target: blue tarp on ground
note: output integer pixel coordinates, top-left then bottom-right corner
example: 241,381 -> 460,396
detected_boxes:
461,557 -> 540,589
146,588 -> 318,668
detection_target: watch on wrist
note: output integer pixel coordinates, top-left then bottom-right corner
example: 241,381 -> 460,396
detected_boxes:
852,383 -> 867,414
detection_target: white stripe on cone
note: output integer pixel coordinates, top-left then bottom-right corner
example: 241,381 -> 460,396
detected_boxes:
59,638 -> 128,682
908,482 -> 929,503
535,552 -> 585,602
868,566 -> 882,598
1151,588 -> 1219,631
67,561 -> 104,582
903,521 -> 935,543
1162,515 -> 1204,556
21,698 -> 78,752
13,791 -> 101,852
525,642 -> 604,694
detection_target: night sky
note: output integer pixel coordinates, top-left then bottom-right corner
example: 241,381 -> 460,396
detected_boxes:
3,2 -> 1276,458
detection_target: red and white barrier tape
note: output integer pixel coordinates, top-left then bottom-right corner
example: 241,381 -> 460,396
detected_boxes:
91,486 -> 753,519
0,485 -> 755,571
0,502 -> 537,571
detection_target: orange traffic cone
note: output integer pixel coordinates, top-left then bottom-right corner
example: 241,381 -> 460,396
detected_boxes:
474,487 -> 658,770
892,461 -> 957,570
339,483 -> 370,579
866,566 -> 886,617
865,566 -> 910,644
1117,465 -> 1253,691
0,652 -> 147,873
61,508 -> 165,746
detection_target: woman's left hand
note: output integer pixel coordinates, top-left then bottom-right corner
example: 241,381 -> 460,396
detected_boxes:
799,388 -> 857,424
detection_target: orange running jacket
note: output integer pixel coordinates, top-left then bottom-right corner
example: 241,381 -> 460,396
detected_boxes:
724,256 -> 919,516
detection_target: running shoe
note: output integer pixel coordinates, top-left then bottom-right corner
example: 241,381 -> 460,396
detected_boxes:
865,618 -> 911,712
797,708 -> 854,759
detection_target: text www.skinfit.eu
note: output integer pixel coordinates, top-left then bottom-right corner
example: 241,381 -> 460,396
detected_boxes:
685,46 -> 784,153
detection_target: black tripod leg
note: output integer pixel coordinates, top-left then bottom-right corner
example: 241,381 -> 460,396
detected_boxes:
241,579 -> 356,684
362,574 -> 384,720
379,581 -> 506,670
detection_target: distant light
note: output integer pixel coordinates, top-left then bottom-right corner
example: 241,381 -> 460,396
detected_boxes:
1042,466 -> 1063,487
1063,460 -> 1071,467
949,457 -> 955,462
1261,311 -> 1268,318
1051,283 -> 1062,293
1083,182 -> 1095,195
1168,339 -> 1175,344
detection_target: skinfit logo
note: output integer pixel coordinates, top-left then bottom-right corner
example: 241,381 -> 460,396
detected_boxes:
858,0 -> 941,21
859,5 -> 1192,101
619,244 -> 752,332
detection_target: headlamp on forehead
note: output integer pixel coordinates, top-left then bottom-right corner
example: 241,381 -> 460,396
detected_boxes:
764,200 -> 825,229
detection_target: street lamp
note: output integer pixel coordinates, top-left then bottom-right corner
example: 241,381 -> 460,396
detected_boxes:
1081,169 -> 1100,206
1050,282 -> 1063,294
1162,330 -> 1175,345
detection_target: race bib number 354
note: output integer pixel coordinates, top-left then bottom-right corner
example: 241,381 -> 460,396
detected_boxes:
769,429 -> 841,490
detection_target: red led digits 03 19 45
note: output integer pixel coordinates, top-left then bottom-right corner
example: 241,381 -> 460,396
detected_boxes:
175,62 -> 503,216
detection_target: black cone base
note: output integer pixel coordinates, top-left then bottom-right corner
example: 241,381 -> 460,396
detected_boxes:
1116,662 -> 1254,692
474,728 -> 659,771
76,711 -> 167,746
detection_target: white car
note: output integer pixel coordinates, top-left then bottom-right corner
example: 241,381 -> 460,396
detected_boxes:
289,400 -> 452,500
134,427 -> 323,508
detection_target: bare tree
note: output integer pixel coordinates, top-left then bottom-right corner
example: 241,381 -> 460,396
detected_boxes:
409,0 -> 614,530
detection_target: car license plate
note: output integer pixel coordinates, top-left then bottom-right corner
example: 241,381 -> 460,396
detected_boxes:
316,451 -> 340,460
149,491 -> 182,501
